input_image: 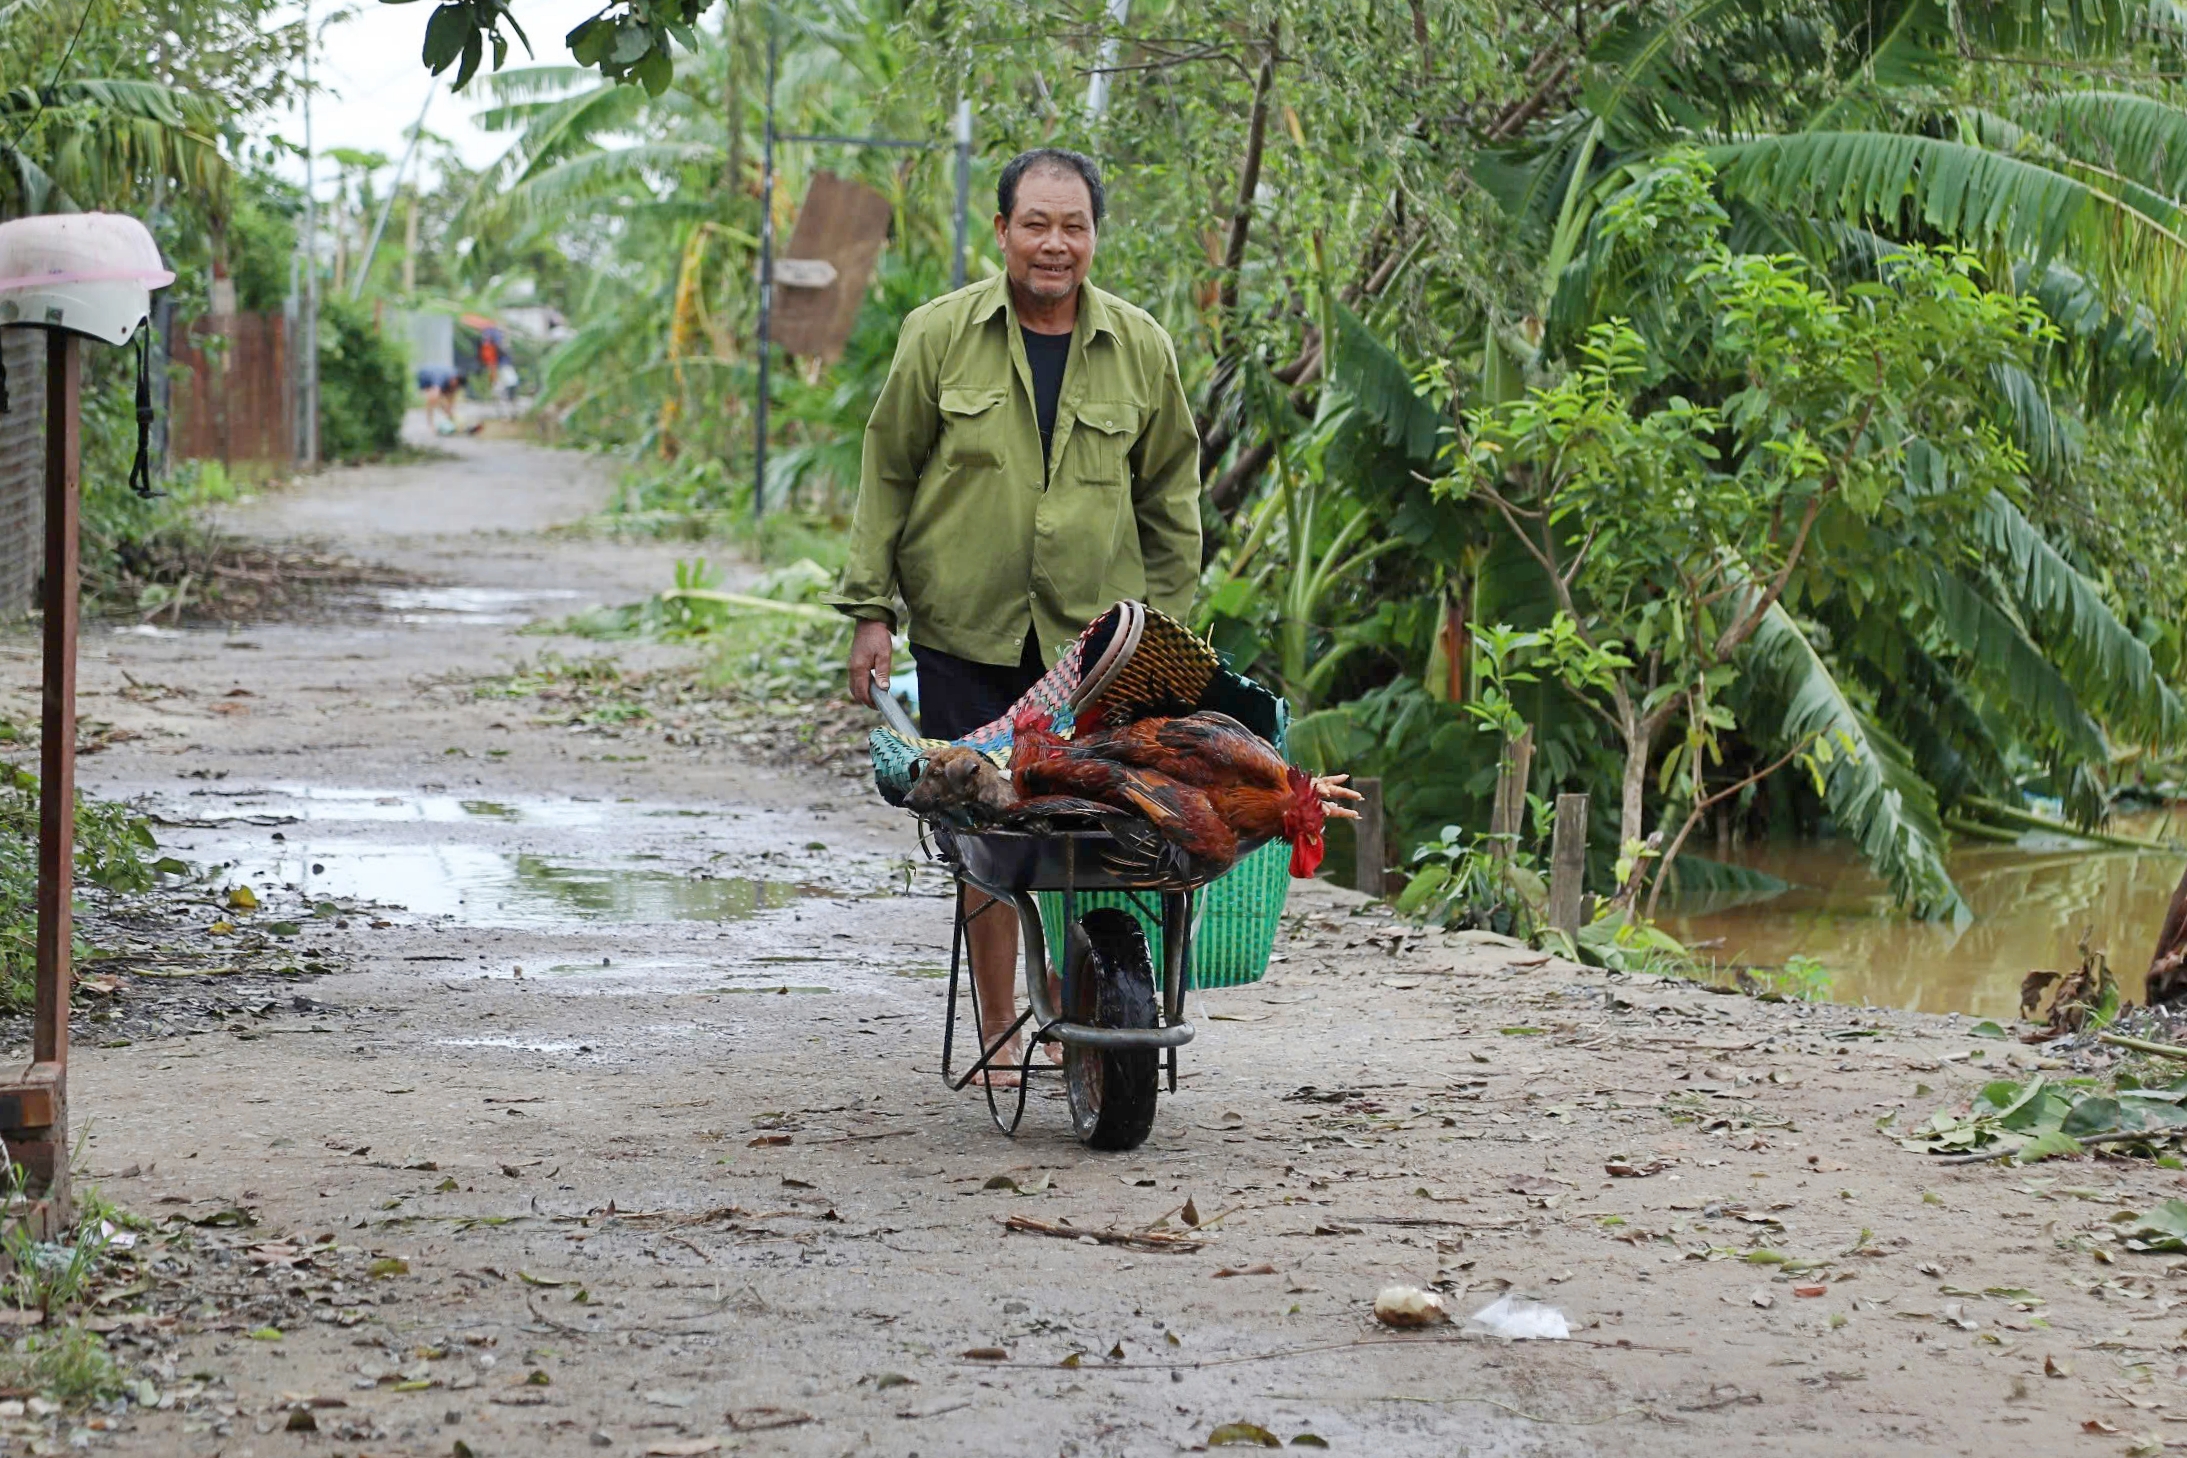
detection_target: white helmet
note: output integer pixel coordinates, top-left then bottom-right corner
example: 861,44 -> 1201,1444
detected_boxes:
0,213 -> 174,345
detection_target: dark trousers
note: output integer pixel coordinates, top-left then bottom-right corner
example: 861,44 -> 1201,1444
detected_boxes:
913,635 -> 1045,740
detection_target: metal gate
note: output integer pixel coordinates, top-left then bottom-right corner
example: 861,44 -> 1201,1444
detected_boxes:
168,311 -> 294,467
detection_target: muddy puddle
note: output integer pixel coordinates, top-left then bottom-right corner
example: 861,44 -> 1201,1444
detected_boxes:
375,586 -> 579,625
1664,819 -> 2182,1017
210,844 -> 816,928
177,784 -> 615,827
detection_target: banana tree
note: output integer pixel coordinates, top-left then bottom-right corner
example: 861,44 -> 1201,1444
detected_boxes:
1449,166 -> 2057,916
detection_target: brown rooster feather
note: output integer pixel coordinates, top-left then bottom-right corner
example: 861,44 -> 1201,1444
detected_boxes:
1012,750 -> 1238,869
1059,712 -> 1329,876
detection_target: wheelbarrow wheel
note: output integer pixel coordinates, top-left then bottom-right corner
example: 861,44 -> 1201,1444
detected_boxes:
1065,908 -> 1160,1152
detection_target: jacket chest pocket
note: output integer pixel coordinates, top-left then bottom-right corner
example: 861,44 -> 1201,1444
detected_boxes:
939,387 -> 1008,468
1071,401 -> 1141,484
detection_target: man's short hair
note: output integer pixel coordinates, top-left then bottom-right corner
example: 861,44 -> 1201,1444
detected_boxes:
996,148 -> 1105,230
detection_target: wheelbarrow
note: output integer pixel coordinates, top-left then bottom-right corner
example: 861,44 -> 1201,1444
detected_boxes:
872,675 -> 1211,1152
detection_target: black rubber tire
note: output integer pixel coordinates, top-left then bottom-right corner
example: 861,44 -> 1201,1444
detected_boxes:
1065,908 -> 1161,1152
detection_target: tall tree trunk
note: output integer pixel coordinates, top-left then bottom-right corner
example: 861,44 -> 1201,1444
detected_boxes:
1618,714 -> 1653,851
1194,25 -> 1279,472
2148,862 -> 2187,1006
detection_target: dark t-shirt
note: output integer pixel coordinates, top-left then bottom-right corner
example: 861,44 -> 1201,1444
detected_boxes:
1021,325 -> 1071,469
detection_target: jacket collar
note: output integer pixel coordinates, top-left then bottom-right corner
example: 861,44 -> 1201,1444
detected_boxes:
970,271 -> 1119,339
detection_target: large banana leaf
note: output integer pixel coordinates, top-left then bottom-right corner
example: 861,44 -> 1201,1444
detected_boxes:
1918,566 -> 2107,761
1711,131 -> 2187,351
1326,299 -> 1442,466
1976,490 -> 2184,744
1742,597 -> 1968,920
2026,91 -> 2187,201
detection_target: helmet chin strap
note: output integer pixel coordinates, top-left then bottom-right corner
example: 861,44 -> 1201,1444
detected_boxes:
127,324 -> 159,500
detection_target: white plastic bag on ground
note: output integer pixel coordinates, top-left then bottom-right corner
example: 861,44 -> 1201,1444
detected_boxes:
1467,1292 -> 1569,1340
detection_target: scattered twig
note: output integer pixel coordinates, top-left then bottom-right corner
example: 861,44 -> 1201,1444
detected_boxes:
965,1330 -> 1689,1376
1000,1214 -> 1205,1252
1930,1129 -> 2166,1166
524,1293 -> 591,1335
1361,1393 -> 1653,1425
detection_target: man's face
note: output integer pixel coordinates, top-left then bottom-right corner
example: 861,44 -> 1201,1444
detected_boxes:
995,167 -> 1097,304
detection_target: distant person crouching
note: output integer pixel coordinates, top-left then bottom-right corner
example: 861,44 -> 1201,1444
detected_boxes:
416,365 -> 465,435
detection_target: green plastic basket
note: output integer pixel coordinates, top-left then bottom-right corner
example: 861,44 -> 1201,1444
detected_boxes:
1037,702 -> 1292,990
1037,836 -> 1289,989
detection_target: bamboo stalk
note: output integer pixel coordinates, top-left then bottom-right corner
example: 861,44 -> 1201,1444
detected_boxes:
1963,796 -> 2179,853
1943,815 -> 2023,845
2097,1032 -> 2187,1061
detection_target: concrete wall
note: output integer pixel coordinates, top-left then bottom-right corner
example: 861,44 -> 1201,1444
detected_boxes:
0,330 -> 46,619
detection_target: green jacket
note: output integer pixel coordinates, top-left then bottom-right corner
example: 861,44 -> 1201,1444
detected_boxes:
825,272 -> 1201,667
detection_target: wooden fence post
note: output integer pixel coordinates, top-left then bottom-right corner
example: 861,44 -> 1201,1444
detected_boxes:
1352,777 -> 1385,898
1549,792 -> 1589,934
1489,726 -> 1534,854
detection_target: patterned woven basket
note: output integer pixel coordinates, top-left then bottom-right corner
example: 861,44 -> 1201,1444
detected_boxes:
871,602 -> 1293,986
870,601 -> 1218,803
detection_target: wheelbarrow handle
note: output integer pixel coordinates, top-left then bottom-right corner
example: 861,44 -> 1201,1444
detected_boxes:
869,668 -> 922,741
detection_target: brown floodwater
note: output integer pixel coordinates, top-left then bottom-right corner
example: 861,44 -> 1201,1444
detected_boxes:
1660,815 -> 2186,1019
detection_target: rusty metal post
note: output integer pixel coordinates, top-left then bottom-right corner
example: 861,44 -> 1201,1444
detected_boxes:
6,329 -> 79,1228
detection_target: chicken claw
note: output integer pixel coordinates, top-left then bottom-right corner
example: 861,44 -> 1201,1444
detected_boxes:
1313,772 -> 1364,819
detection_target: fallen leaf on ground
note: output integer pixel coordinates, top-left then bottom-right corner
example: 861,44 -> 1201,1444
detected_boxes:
1793,1285 -> 1827,1298
748,1134 -> 791,1147
1208,1422 -> 1282,1448
961,1347 -> 1007,1361
1213,1264 -> 1278,1278
643,1441 -> 721,1456
2084,1418 -> 2119,1434
1606,1160 -> 1667,1178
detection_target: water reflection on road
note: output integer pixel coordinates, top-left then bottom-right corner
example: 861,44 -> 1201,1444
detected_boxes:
1664,824 -> 2183,1018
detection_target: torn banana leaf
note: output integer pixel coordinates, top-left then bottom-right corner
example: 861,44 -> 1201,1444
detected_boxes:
1897,1073 -> 2187,1161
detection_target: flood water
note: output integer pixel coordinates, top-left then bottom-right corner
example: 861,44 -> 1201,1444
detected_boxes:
1662,817 -> 2184,1018
161,786 -> 830,931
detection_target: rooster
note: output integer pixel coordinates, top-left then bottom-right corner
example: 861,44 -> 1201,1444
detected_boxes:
1014,749 -> 1239,870
1019,708 -> 1347,878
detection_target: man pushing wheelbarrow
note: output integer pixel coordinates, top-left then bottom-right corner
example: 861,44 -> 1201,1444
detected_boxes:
828,148 -> 1355,1130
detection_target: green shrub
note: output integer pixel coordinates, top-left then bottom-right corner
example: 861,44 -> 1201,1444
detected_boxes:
316,294 -> 405,461
0,765 -> 160,1010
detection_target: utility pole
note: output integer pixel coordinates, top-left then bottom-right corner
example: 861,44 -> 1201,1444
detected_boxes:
1085,0 -> 1130,116
951,99 -> 971,289
300,0 -> 320,467
354,77 -> 436,301
753,23 -> 776,525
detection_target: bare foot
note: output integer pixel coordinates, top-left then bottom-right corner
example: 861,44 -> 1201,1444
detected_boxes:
976,1031 -> 1032,1088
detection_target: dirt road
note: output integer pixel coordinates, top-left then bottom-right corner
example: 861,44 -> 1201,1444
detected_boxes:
0,431 -> 2178,1457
